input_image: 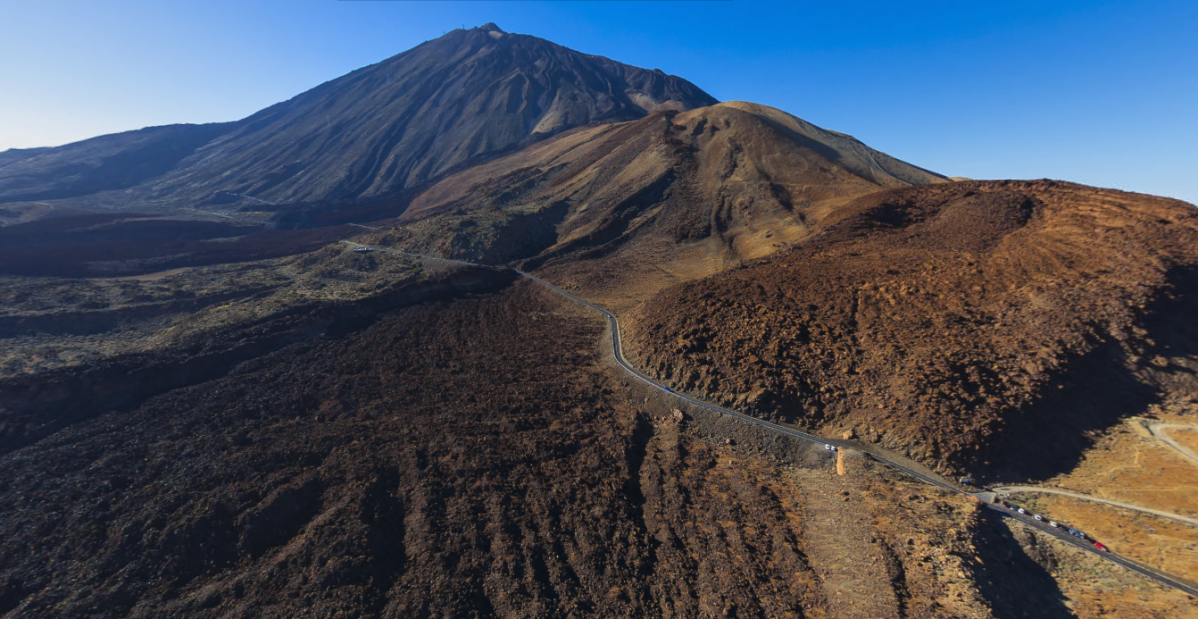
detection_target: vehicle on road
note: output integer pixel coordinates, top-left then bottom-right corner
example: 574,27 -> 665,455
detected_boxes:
1049,521 -> 1059,528
497,256 -> 1198,600
1094,542 -> 1109,552
1034,514 -> 1044,521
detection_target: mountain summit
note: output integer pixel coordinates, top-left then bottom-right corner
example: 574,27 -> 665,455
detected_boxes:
0,24 -> 716,209
154,24 -> 718,204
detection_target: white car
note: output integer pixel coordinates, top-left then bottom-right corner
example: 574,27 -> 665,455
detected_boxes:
1034,514 -> 1044,522
1017,507 -> 1026,515
1049,521 -> 1059,528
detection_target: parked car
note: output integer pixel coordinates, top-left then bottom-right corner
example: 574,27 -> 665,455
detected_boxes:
1049,521 -> 1059,528
1017,507 -> 1026,515
1094,542 -> 1109,552
1034,514 -> 1044,522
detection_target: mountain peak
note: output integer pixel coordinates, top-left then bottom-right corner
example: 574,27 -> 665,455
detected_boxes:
138,27 -> 718,207
0,24 -> 718,211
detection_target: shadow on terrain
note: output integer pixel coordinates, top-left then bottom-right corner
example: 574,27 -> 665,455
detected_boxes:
0,217 -> 354,278
258,136 -> 544,231
1137,266 -> 1198,386
519,171 -> 677,272
982,338 -> 1157,483
983,266 -> 1198,483
969,508 -> 1076,619
0,123 -> 234,204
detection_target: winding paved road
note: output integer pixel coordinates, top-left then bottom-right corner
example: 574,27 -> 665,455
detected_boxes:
993,485 -> 1198,527
517,267 -> 967,498
339,239 -> 1198,599
986,502 -> 1198,597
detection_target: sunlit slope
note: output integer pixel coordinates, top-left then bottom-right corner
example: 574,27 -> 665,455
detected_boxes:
624,180 -> 1198,477
387,102 -> 944,304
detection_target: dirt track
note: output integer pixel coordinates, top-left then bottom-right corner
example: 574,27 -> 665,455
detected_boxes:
995,420 -> 1198,528
1149,423 -> 1198,466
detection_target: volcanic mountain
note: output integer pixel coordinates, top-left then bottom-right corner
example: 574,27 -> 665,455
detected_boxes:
0,26 -> 941,280
3,22 -> 1197,619
0,23 -> 715,212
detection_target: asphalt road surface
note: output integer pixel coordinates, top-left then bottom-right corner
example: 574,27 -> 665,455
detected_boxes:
341,240 -> 1198,599
987,502 -> 1198,597
993,485 -> 1198,527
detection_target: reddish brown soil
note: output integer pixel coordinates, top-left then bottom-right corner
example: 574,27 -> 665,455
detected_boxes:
625,180 -> 1198,478
369,103 -> 944,314
3,235 -> 1188,616
0,283 -> 841,617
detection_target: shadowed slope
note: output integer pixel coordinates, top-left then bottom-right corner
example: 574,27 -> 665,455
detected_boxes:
0,23 -> 716,217
0,123 -> 234,206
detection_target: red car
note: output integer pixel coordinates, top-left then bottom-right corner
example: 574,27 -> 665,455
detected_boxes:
1093,542 -> 1109,552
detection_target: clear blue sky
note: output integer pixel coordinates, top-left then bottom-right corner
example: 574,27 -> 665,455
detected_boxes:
2,0 -> 1195,204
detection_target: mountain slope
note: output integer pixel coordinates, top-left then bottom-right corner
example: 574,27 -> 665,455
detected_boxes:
622,180 -> 1198,477
0,23 -> 716,214
377,101 -> 945,307
0,123 -> 234,205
